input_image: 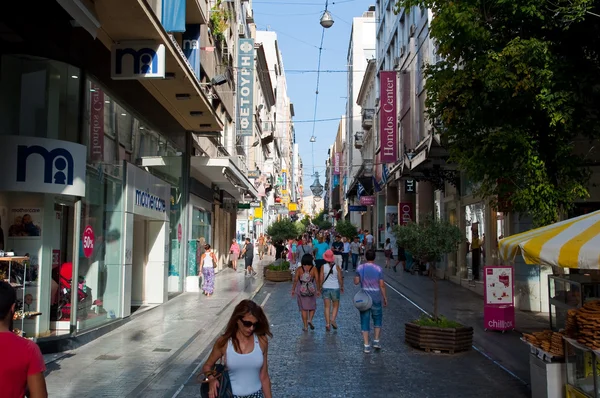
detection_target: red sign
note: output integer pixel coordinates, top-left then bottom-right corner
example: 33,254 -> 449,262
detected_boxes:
399,202 -> 413,225
380,71 -> 397,163
90,83 -> 104,162
82,225 -> 95,258
177,223 -> 182,242
52,250 -> 61,269
360,196 -> 375,206
333,152 -> 341,175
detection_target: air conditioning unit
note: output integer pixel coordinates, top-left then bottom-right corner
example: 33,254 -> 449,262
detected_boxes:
409,24 -> 417,37
238,24 -> 245,37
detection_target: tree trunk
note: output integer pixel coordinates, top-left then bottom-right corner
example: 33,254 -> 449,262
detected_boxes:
432,261 -> 439,321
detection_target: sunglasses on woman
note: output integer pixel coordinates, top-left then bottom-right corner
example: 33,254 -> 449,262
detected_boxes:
240,319 -> 259,328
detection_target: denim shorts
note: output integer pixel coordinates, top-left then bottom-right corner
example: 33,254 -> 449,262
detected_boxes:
322,288 -> 340,301
360,302 -> 383,331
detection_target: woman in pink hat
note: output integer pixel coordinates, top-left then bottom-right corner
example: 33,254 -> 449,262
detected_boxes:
320,249 -> 344,331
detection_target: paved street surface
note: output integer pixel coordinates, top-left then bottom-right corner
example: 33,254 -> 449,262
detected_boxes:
45,254 -> 531,397
44,258 -> 267,398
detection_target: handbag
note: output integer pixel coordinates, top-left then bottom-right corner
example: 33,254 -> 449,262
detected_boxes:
353,267 -> 373,311
199,358 -> 233,398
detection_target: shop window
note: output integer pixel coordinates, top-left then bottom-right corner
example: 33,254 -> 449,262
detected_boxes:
188,207 -> 212,277
0,55 -> 80,142
76,167 -> 124,332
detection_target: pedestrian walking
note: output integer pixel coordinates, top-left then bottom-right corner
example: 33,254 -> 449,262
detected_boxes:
199,244 -> 217,296
313,235 -> 329,272
354,249 -> 388,353
384,238 -> 393,269
365,230 -> 374,251
394,243 -> 406,273
242,238 -> 257,277
320,250 -> 344,331
291,253 -> 320,331
257,234 -> 266,261
342,237 -> 350,272
350,237 -> 360,271
201,299 -> 273,398
331,235 -> 344,271
229,239 -> 241,271
0,281 -> 47,398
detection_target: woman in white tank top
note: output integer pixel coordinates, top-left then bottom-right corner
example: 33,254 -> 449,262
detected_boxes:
201,300 -> 273,398
320,249 -> 344,332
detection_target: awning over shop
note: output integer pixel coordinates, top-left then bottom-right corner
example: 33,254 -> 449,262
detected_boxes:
499,210 -> 600,269
191,156 -> 259,200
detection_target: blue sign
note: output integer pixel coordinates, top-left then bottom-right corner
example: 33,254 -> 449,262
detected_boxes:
237,39 -> 255,137
349,205 -> 368,212
111,42 -> 166,79
135,189 -> 167,213
17,146 -> 74,185
161,0 -> 186,32
182,24 -> 201,79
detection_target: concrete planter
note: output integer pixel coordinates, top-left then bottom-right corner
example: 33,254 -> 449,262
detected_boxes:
265,269 -> 292,282
405,322 -> 473,354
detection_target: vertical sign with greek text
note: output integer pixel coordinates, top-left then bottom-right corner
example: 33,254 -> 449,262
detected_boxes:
237,39 -> 255,137
334,152 -> 340,175
380,71 -> 397,163
90,83 -> 104,162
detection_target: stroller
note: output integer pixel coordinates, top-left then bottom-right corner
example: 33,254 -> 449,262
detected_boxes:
56,262 -> 90,321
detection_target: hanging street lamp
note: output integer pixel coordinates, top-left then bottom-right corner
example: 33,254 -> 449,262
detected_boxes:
310,172 -> 324,198
320,10 -> 334,28
310,136 -> 316,142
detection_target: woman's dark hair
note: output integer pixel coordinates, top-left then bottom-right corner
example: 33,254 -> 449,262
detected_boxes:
205,244 -> 211,249
220,300 -> 272,353
301,253 -> 314,265
0,281 -> 16,320
385,238 -> 390,243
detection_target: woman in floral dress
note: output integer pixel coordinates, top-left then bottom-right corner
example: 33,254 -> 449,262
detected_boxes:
199,244 -> 217,296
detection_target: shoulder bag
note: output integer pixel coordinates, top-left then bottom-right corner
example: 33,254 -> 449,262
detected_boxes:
199,353 -> 233,398
353,266 -> 373,311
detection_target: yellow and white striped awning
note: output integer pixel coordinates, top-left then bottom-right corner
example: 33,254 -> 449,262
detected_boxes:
499,210 -> 600,269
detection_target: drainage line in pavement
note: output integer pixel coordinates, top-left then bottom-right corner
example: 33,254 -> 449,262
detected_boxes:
260,293 -> 271,308
384,280 -> 530,387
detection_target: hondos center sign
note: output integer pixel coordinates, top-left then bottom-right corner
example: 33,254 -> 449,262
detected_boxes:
380,71 -> 397,163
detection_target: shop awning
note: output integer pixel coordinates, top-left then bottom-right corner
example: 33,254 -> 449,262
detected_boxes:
191,156 -> 259,200
499,210 -> 600,269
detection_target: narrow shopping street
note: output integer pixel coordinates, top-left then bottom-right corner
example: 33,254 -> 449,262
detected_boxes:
44,255 -> 530,398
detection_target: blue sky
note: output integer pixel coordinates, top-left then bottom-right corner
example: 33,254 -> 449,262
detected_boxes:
252,0 -> 372,194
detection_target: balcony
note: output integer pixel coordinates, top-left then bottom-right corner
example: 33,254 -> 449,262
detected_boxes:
362,108 -> 374,130
354,132 -> 364,149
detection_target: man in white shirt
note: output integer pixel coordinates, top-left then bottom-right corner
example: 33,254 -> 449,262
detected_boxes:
365,230 -> 374,251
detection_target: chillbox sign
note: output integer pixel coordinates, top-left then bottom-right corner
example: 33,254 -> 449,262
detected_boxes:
111,41 -> 166,80
0,136 -> 86,197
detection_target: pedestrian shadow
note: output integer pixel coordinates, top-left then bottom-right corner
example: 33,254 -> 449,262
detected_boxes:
44,353 -> 74,378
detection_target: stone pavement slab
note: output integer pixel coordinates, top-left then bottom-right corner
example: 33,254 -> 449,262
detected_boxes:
379,252 -> 547,387
175,269 -> 529,398
44,256 -> 270,398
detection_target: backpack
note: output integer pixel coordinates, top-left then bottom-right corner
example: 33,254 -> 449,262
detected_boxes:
299,266 -> 316,297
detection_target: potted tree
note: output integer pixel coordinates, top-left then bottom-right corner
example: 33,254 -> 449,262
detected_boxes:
264,219 -> 298,282
393,215 -> 473,353
334,220 -> 358,240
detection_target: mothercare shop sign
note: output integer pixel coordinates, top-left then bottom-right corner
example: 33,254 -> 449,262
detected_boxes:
0,136 -> 86,196
126,163 -> 170,221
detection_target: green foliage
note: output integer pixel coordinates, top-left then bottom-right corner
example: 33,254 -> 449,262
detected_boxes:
266,219 -> 298,243
266,261 -> 290,271
294,221 -> 306,236
312,210 -> 332,231
335,220 -> 358,239
300,216 -> 311,228
209,0 -> 230,43
393,215 -> 463,264
413,314 -> 463,329
394,0 -> 600,226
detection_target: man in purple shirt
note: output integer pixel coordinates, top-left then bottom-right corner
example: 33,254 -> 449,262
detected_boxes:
354,249 -> 388,353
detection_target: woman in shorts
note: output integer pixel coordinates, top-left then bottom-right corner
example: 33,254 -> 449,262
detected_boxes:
320,250 -> 344,332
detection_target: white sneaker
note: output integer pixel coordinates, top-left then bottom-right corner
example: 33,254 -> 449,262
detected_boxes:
245,273 -> 251,278
373,340 -> 381,349
252,271 -> 257,277
363,345 -> 371,353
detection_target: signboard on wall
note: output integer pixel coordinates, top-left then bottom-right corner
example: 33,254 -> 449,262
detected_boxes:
405,179 -> 416,194
399,202 -> 413,225
380,71 -> 397,163
333,152 -> 341,175
89,83 -> 104,162
0,136 -> 86,196
182,24 -> 201,79
111,41 -> 166,80
126,163 -> 171,221
237,39 -> 255,137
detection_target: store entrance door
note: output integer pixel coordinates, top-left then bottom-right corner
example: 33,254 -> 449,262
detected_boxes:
131,214 -> 166,314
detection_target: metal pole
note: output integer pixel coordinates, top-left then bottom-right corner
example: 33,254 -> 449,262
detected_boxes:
70,199 -> 82,335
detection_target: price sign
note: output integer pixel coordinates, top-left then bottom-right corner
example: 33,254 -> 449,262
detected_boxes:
83,225 -> 95,258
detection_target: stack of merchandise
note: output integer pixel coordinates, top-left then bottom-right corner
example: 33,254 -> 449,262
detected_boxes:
523,330 -> 565,357
566,309 -> 578,337
575,301 -> 600,350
